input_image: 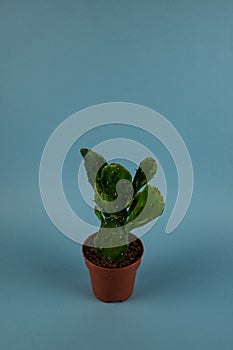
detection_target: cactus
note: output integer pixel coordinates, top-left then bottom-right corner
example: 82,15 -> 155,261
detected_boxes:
80,148 -> 165,262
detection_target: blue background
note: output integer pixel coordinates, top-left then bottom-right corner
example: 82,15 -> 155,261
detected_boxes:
1,1 -> 233,349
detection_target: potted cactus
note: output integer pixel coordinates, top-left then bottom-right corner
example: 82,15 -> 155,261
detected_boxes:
81,148 -> 165,302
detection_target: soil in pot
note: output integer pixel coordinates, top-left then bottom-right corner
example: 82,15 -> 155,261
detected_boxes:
83,233 -> 143,268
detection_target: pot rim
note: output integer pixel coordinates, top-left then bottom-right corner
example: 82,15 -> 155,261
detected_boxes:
82,233 -> 144,272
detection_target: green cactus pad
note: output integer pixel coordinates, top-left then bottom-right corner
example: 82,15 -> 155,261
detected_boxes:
94,163 -> 133,214
133,157 -> 157,194
100,163 -> 132,198
126,184 -> 164,231
80,148 -> 107,189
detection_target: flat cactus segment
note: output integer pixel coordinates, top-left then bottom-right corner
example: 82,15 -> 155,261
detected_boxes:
94,163 -> 133,214
133,157 -> 157,194
80,148 -> 107,189
100,163 -> 132,199
126,184 -> 164,230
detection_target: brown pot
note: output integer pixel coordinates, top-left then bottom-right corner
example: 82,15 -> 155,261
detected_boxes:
82,234 -> 144,302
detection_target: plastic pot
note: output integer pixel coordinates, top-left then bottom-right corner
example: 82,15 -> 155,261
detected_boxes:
82,234 -> 144,302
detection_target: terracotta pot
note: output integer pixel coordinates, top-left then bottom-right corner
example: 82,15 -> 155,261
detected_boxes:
82,234 -> 144,302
